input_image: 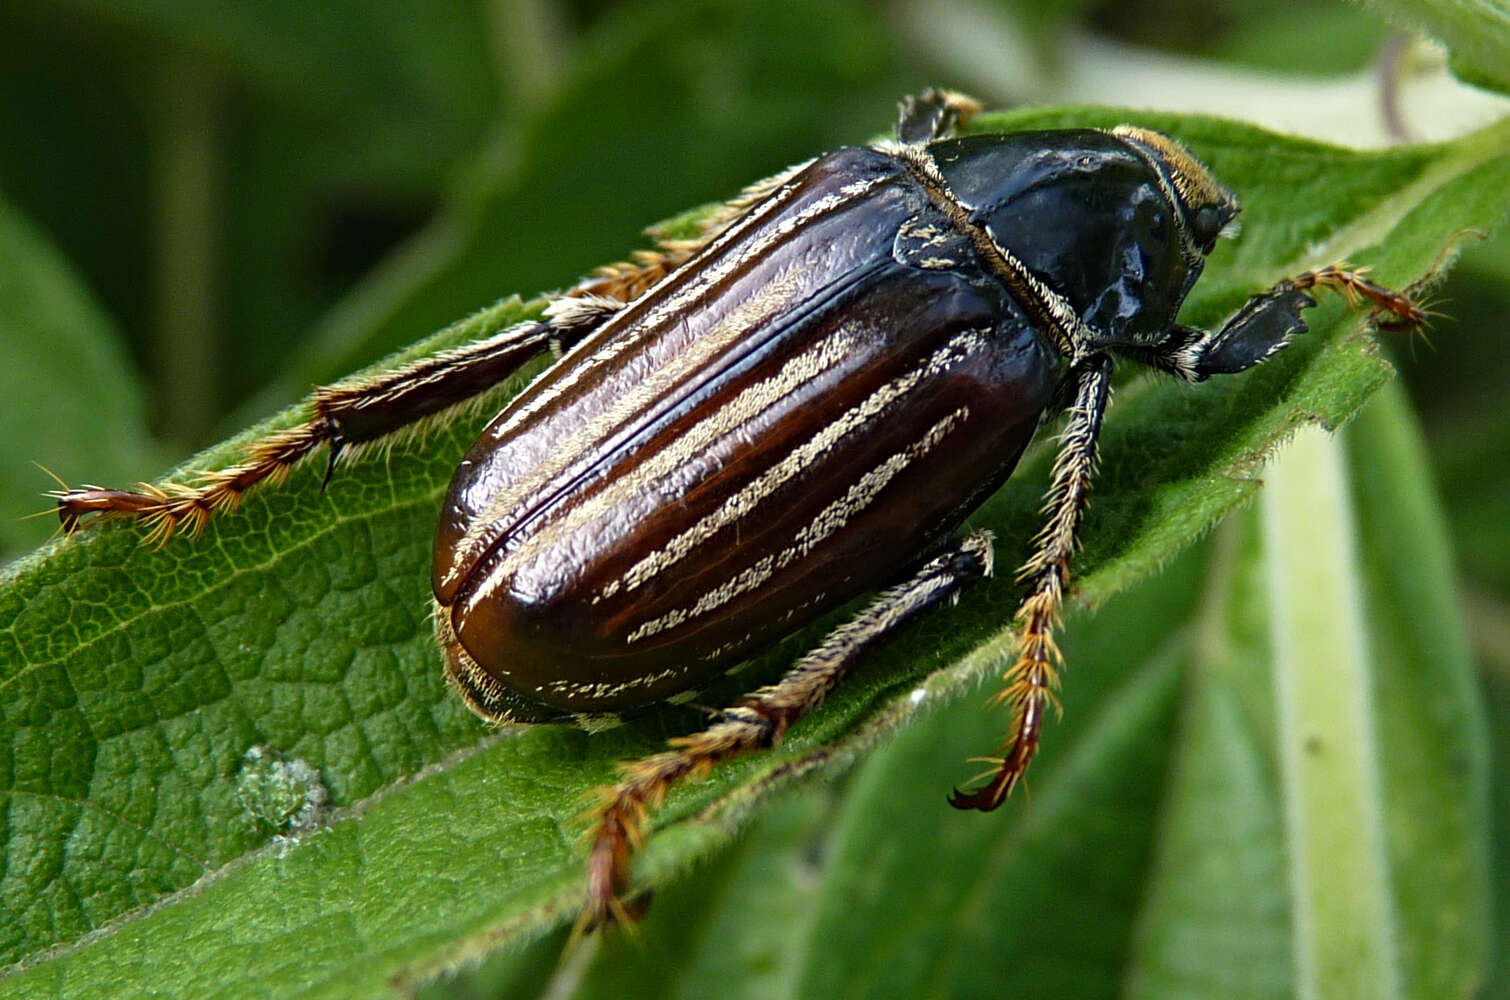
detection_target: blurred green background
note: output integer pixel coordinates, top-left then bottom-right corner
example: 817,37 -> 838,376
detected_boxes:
0,0 -> 1506,995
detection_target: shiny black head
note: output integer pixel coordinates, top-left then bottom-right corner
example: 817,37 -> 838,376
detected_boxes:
924,127 -> 1242,349
1110,125 -> 1241,257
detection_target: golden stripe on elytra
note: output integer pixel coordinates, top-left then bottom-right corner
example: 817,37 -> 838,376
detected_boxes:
567,323 -> 866,605
542,662 -> 688,702
459,267 -> 806,612
625,400 -> 973,644
608,328 -> 989,611
441,169 -> 824,587
451,178 -> 891,599
478,162 -> 846,453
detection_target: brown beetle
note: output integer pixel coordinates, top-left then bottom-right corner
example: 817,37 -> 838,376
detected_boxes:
56,92 -> 1423,928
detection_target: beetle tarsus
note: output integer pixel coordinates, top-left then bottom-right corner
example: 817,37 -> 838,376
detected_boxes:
949,620 -> 1053,811
55,485 -> 171,536
1133,263 -> 1427,382
54,419 -> 329,542
1289,263 -> 1428,331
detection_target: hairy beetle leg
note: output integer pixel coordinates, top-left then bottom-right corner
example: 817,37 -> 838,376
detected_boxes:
50,249 -> 723,543
580,530 -> 997,931
1124,264 -> 1425,382
950,265 -> 1424,811
1288,264 -> 1428,332
56,484 -> 184,536
52,318 -> 573,542
951,356 -> 1112,812
50,177 -> 829,544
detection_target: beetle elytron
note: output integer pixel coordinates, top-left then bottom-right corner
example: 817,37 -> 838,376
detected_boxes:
57,91 -> 1423,928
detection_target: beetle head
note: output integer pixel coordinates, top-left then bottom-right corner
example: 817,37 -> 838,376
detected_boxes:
1111,125 -> 1240,257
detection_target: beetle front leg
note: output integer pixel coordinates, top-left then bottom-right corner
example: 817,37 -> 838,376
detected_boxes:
1127,265 -> 1426,381
950,354 -> 1113,812
582,530 -> 996,930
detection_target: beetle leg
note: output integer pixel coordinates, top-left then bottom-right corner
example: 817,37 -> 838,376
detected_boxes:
574,248 -> 700,305
53,300 -> 628,541
54,153 -> 836,542
896,89 -> 984,144
1289,264 -> 1428,331
582,530 -> 996,929
950,354 -> 1113,812
1127,265 -> 1426,381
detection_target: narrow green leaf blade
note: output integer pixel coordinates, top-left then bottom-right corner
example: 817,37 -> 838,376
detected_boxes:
0,198 -> 159,557
1263,423 -> 1401,998
1126,384 -> 1486,1000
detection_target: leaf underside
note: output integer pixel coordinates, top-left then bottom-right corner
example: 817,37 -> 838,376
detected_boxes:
1,109 -> 1505,998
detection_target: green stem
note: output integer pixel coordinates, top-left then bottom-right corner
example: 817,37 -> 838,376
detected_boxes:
1261,422 -> 1399,1000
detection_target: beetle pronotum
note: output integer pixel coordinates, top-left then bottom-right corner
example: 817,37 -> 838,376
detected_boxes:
56,91 -> 1424,928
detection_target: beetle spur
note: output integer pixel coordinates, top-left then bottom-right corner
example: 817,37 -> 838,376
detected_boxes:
55,91 -> 1424,928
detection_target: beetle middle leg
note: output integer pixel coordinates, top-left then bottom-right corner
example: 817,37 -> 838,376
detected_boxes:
950,354 -> 1113,812
582,530 -> 996,928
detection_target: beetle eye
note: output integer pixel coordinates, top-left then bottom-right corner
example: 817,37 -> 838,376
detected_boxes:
1191,204 -> 1225,253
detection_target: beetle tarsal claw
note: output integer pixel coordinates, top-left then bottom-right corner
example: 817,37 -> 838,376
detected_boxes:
948,767 -> 1023,813
577,805 -> 644,937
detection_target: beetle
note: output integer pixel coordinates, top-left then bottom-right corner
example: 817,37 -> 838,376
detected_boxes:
56,91 -> 1423,929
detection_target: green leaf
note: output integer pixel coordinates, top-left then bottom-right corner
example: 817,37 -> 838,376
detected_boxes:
1,110 -> 1505,997
0,197 -> 160,558
1356,0 -> 1510,94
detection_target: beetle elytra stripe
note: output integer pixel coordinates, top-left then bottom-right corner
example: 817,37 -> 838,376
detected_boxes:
624,402 -> 972,644
445,176 -> 894,594
604,328 -> 990,608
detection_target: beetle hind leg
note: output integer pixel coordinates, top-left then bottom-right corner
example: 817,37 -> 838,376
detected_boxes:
951,355 -> 1112,812
580,530 -> 996,931
53,278 -> 659,541
51,316 -> 562,540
